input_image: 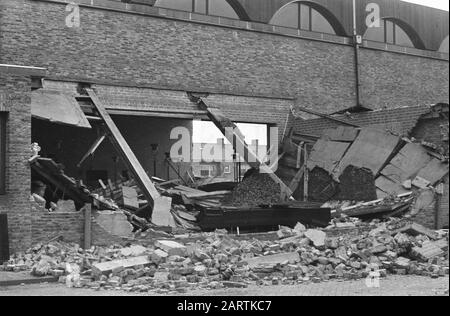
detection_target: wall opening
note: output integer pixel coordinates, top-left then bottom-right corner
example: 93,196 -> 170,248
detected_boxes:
192,120 -> 269,183
30,115 -> 194,211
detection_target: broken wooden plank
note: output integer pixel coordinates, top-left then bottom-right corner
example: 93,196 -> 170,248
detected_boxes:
122,186 -> 139,209
293,103 -> 360,127
86,89 -> 161,207
77,134 -> 107,168
91,256 -> 151,276
182,190 -> 231,199
191,95 -> 292,199
333,128 -> 401,178
341,201 -> 409,218
288,165 -> 305,193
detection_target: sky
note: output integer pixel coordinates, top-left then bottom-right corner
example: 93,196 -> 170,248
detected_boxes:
402,0 -> 449,11
193,121 -> 268,145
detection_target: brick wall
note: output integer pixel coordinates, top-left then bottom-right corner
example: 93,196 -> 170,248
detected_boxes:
295,105 -> 433,137
0,72 -> 33,253
30,207 -> 84,244
359,49 -> 449,110
411,116 -> 449,153
30,205 -> 137,247
1,1 -> 448,116
440,176 -> 449,229
0,0 -> 354,114
411,116 -> 449,229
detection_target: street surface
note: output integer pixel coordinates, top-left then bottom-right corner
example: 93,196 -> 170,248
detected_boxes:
0,275 -> 448,296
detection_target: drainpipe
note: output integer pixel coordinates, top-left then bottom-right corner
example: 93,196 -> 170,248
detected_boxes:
352,0 -> 362,108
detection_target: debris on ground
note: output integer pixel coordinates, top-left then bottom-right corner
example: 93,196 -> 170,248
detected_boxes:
1,219 -> 447,294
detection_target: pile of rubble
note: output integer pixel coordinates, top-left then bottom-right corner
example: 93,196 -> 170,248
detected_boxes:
222,172 -> 282,207
1,219 -> 448,293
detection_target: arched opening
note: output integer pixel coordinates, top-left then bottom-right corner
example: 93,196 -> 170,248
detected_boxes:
438,35 -> 449,53
154,0 -> 248,20
363,17 -> 426,49
269,1 -> 347,36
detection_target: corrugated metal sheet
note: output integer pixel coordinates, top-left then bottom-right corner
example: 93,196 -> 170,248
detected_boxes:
31,90 -> 91,128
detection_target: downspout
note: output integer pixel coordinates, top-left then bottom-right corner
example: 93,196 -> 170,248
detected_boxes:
352,0 -> 362,108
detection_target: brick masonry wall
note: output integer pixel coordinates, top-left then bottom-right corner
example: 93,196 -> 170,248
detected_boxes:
359,49 -> 449,109
0,0 -> 354,115
411,117 -> 449,229
1,0 -> 447,116
30,207 -> 84,245
30,205 -> 137,247
440,176 -> 449,229
411,117 -> 449,153
294,105 -> 433,137
0,72 -> 33,253
1,0 -> 446,116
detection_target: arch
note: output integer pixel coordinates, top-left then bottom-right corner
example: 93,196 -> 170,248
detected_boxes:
225,0 -> 251,21
363,17 -> 426,50
154,0 -> 249,20
438,35 -> 449,53
269,1 -> 347,36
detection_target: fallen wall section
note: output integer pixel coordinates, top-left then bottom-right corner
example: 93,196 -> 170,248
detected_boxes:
30,206 -> 136,247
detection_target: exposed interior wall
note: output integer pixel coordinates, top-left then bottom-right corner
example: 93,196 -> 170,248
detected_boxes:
32,116 -> 193,187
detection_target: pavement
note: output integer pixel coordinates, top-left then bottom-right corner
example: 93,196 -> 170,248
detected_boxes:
0,271 -> 57,287
0,275 -> 448,296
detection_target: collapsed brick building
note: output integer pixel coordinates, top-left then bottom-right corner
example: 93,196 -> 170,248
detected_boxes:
0,0 -> 449,252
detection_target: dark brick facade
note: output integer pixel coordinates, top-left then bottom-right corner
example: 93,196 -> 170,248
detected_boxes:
0,71 -> 33,253
0,0 -> 446,117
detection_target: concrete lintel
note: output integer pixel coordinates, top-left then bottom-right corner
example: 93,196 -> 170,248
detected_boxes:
0,64 -> 47,78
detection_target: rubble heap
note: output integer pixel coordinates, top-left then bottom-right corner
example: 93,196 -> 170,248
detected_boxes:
223,173 -> 282,207
1,219 -> 448,293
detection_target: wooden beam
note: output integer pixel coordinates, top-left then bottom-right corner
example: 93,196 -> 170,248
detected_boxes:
303,143 -> 309,201
289,165 -> 305,193
83,204 -> 92,250
294,103 -> 360,127
86,89 -> 161,207
77,133 -> 106,168
190,94 -> 293,199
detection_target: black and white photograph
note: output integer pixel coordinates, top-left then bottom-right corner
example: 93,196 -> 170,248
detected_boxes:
0,0 -> 448,300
